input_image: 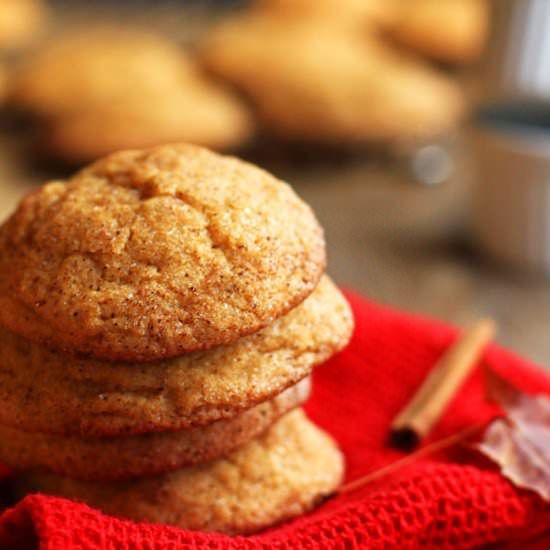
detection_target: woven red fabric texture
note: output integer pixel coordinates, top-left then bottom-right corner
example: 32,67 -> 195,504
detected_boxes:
1,290 -> 550,550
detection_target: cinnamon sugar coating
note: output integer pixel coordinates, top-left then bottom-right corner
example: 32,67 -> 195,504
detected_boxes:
0,144 -> 325,360
0,276 -> 352,436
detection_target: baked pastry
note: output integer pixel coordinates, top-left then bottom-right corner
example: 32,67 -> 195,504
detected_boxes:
14,410 -> 344,535
390,0 -> 489,64
2,143 -> 351,534
44,82 -> 252,164
256,0 -> 487,65
0,276 -> 351,436
0,378 -> 310,480
0,144 -> 326,361
0,0 -> 47,51
12,29 -> 192,116
11,29 -> 253,158
202,15 -> 464,144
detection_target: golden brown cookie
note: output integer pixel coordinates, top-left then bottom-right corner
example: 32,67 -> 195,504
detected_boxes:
0,276 -> 352,436
0,143 -> 326,361
45,80 -> 252,164
14,409 -> 344,535
391,0 -> 489,64
0,378 -> 310,481
202,15 -> 464,145
11,28 -> 253,156
0,0 -> 47,51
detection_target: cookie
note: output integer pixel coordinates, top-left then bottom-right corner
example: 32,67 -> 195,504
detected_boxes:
202,15 -> 464,144
13,409 -> 344,535
11,28 -> 230,117
11,28 -> 253,157
391,0 -> 489,64
0,143 -> 326,360
44,80 -> 252,164
0,0 -> 46,51
0,276 -> 352,436
0,378 -> 310,481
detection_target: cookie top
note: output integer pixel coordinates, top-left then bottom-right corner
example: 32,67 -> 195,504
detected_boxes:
12,28 -> 195,116
0,276 -> 352,436
202,15 -> 464,144
14,409 -> 344,535
0,378 -> 310,481
0,144 -> 325,360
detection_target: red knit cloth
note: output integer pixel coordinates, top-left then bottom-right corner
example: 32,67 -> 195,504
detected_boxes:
1,291 -> 550,550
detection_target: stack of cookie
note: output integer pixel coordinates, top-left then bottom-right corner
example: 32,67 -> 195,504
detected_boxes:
0,144 -> 353,535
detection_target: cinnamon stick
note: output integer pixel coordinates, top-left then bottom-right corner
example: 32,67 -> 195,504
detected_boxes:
390,318 -> 496,449
337,422 -> 486,496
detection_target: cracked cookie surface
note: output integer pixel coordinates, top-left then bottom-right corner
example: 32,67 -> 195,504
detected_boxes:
14,409 -> 344,535
0,276 -> 352,436
0,143 -> 325,360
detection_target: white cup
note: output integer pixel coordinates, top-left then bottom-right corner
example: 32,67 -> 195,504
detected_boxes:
471,108 -> 550,272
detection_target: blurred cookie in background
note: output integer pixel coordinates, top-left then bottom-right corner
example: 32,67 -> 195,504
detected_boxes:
14,410 -> 344,535
202,14 -> 464,146
390,0 -> 489,64
253,0 -> 399,29
10,27 -> 253,163
44,84 -> 253,165
0,0 -> 48,51
11,29 -> 196,117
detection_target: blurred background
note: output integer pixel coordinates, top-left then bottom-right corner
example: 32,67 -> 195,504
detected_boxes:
1,0 -> 550,364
